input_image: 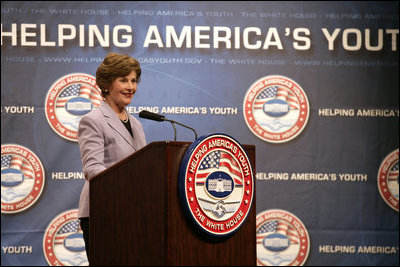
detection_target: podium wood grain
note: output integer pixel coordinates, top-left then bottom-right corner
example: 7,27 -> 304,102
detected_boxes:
90,141 -> 256,266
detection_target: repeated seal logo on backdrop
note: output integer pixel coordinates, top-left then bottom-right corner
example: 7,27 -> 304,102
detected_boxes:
45,73 -> 102,142
1,144 -> 45,214
377,149 -> 399,212
256,209 -> 310,266
178,133 -> 254,237
43,209 -> 88,266
243,75 -> 309,143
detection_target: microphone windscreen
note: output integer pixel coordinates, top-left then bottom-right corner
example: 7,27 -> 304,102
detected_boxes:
139,110 -> 165,122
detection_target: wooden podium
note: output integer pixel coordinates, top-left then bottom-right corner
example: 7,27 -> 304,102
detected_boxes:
89,141 -> 256,265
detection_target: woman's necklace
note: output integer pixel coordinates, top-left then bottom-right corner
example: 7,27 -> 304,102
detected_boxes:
120,109 -> 129,123
104,99 -> 128,123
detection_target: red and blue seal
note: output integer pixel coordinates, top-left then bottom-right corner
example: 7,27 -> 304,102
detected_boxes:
1,144 -> 45,214
45,73 -> 102,142
243,75 -> 309,143
377,149 -> 399,212
178,133 -> 254,237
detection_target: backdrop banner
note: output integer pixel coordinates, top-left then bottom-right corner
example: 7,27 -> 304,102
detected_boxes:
1,1 -> 398,266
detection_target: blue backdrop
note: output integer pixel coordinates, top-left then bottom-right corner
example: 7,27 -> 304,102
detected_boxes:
1,1 -> 399,266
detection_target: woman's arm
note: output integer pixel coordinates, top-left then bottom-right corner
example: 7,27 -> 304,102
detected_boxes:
78,115 -> 107,181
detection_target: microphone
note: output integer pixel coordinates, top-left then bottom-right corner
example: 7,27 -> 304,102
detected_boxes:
138,110 -> 165,122
139,110 -> 198,141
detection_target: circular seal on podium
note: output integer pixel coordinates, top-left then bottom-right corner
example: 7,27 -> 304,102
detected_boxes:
178,133 -> 254,237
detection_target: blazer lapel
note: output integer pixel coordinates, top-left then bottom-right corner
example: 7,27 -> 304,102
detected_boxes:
99,102 -> 137,151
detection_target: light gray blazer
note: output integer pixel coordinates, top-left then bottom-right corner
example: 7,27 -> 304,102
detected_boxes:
77,101 -> 147,218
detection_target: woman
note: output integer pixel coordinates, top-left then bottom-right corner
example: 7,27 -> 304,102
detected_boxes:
77,52 -> 147,259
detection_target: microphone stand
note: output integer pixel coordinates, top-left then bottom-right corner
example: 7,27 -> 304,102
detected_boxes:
138,110 -> 198,141
164,119 -> 198,141
169,121 -> 177,141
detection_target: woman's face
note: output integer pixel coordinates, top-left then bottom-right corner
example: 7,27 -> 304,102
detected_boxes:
106,71 -> 138,110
